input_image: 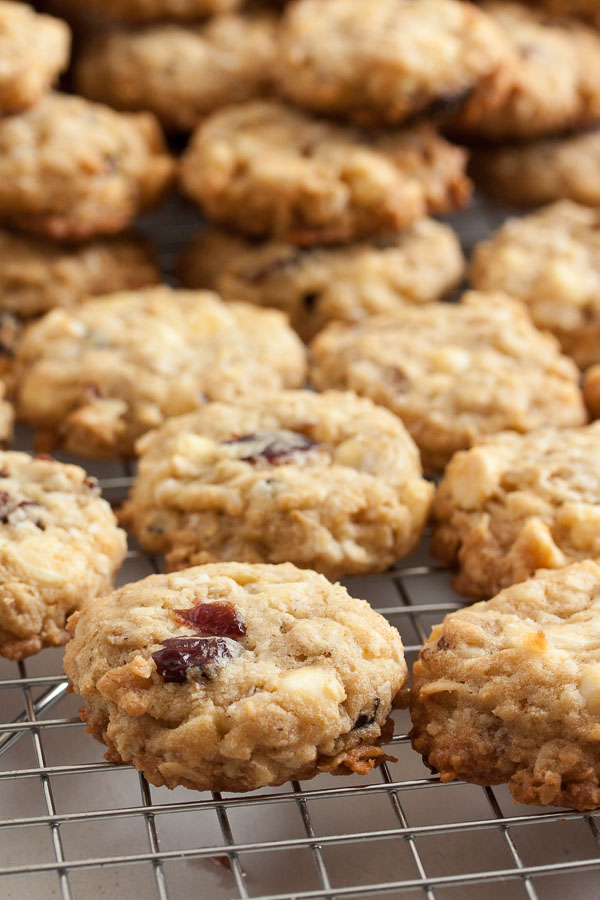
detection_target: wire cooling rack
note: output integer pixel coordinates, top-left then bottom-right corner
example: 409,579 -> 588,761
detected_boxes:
2,196 -> 600,900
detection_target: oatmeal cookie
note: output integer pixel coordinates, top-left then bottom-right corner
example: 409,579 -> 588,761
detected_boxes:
452,2 -> 600,140
309,291 -> 586,473
0,451 -> 126,660
122,390 -> 433,580
64,562 -> 406,793
470,201 -> 600,369
178,100 -> 471,244
0,231 -> 159,318
70,0 -> 241,22
176,221 -> 464,341
15,286 -> 306,459
432,423 -> 600,598
277,0 -> 512,126
410,560 -> 600,810
472,128 -> 600,207
0,93 -> 174,241
0,1 -> 70,115
74,13 -> 278,132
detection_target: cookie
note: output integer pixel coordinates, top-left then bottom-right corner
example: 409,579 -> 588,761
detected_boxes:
410,560 -> 600,810
583,366 -> 600,419
309,291 -> 586,473
0,383 -> 13,447
176,221 -> 465,341
432,422 -> 600,598
452,2 -> 600,140
64,562 -> 406,793
15,286 -> 306,459
0,230 -> 160,318
178,100 -> 471,245
0,451 -> 126,660
470,201 -> 600,370
0,1 -> 70,115
67,0 -> 241,22
74,12 -> 278,132
122,390 -> 433,580
472,128 -> 600,207
0,92 -> 174,241
277,0 -> 512,126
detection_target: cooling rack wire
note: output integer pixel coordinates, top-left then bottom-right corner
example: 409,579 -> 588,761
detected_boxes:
1,196 -> 599,900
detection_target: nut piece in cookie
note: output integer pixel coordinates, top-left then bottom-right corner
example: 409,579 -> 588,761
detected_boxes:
471,128 -> 600,208
432,422 -> 600,598
452,2 -> 600,140
0,1 -> 70,116
470,201 -> 600,370
277,0 -> 513,126
121,390 -> 434,580
309,291 -> 586,473
177,221 -> 465,341
0,451 -> 126,659
64,562 -> 407,793
74,13 -> 278,132
0,230 -> 160,318
178,100 -> 471,245
15,286 -> 306,459
410,560 -> 600,810
0,92 -> 174,241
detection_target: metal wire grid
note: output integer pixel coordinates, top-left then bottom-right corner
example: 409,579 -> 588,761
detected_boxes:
0,460 -> 599,900
1,194 -> 599,900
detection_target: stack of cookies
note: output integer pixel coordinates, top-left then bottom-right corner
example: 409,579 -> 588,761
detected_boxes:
2,0 -> 600,816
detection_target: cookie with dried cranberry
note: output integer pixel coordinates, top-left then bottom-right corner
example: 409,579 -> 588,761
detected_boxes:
176,220 -> 464,341
0,1 -> 70,115
15,286 -> 306,459
472,129 -> 600,208
74,12 -> 278,132
64,562 -> 406,793
452,2 -> 600,140
410,560 -> 600,810
309,291 -> 586,472
0,230 -> 159,318
277,0 -> 512,126
121,390 -> 433,580
0,92 -> 174,241
0,451 -> 126,660
178,100 -> 471,245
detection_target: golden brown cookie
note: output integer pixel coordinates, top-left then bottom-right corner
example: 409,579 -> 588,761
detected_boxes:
15,286 -> 306,459
74,12 -> 278,132
176,221 -> 465,341
178,100 -> 471,244
122,390 -> 434,580
309,291 -> 586,472
0,93 -> 174,240
411,560 -> 600,811
64,562 -> 406,792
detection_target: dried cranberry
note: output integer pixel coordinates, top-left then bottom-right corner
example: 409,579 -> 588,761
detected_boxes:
0,467 -> 9,478
353,698 -> 380,730
437,635 -> 449,651
0,490 -> 12,523
153,636 -> 239,683
224,430 -> 317,465
175,601 -> 246,639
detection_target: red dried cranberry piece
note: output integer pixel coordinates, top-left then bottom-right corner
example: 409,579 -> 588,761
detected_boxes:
153,636 -> 237,683
175,601 -> 246,639
224,430 -> 317,465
